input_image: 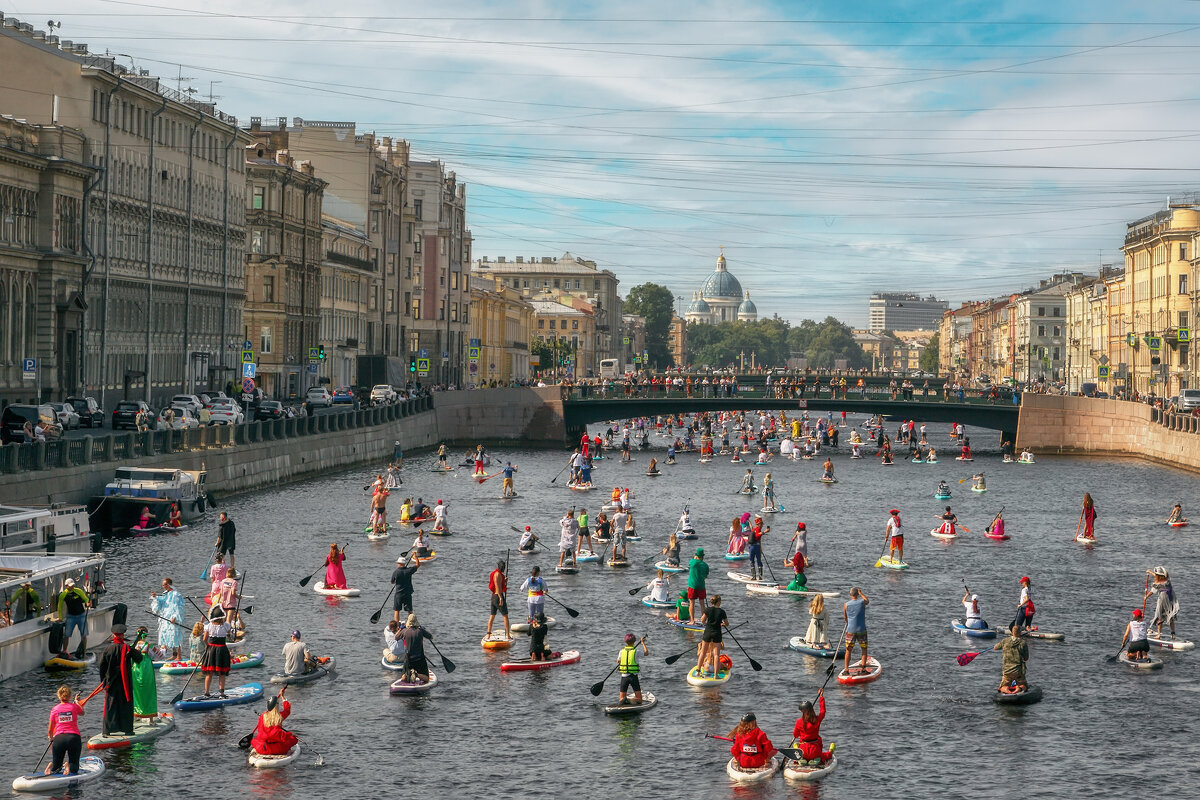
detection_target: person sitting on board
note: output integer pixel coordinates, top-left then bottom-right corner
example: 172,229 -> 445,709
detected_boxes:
936,480 -> 950,496
251,693 -> 298,756
786,551 -> 808,591
323,543 -> 348,590
990,510 -> 1006,539
1121,608 -> 1151,661
679,507 -> 695,535
518,525 -> 538,553
645,570 -> 672,604
412,529 -> 432,559
411,498 -> 430,522
529,612 -> 552,662
661,532 -> 681,568
729,713 -> 777,770
992,624 -> 1029,692
804,596 -> 828,647
821,458 -> 834,481
927,446 -> 937,462
1167,504 -> 1186,525
938,507 -> 958,536
646,457 -> 659,475
398,498 -> 414,522
383,620 -> 400,657
137,506 -> 155,530
282,630 -> 318,677
792,690 -> 834,764
400,614 -> 434,683
740,469 -> 755,494
961,589 -> 987,630
616,633 -> 648,705
1015,577 -> 1035,631
972,473 -> 986,490
168,503 -> 183,528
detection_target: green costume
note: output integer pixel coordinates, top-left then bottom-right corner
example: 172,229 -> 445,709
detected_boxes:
132,636 -> 158,717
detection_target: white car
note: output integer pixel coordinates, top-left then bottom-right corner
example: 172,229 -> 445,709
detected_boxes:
370,384 -> 396,404
208,400 -> 244,425
170,394 -> 204,413
48,402 -> 81,430
156,405 -> 200,430
306,387 -> 332,408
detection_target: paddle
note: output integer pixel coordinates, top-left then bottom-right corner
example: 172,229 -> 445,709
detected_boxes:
723,625 -> 762,671
934,515 -> 970,534
186,595 -> 253,619
872,527 -> 891,569
370,584 -> 397,625
300,543 -> 347,588
706,732 -> 802,760
1104,644 -> 1127,664
663,621 -> 749,665
589,635 -> 646,696
428,637 -> 457,674
146,609 -> 190,631
550,459 -> 571,484
955,649 -> 995,667
822,618 -> 852,682
1073,508 -> 1084,542
543,590 -> 580,618
199,546 -> 220,580
239,687 -> 286,749
170,664 -> 201,705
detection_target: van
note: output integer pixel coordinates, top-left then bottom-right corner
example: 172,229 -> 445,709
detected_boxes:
1,404 -> 60,443
1080,383 -> 1098,397
1179,389 -> 1200,411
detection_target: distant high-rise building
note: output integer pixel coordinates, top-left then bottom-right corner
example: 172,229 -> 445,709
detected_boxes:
868,293 -> 949,332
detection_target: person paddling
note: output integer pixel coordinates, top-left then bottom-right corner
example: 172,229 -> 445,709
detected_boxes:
740,469 -> 755,494
729,713 -> 777,771
1121,609 -> 1151,662
961,589 -> 987,630
282,630 -> 319,677
696,594 -> 728,677
501,462 -> 518,497
661,532 -> 681,568
993,624 -> 1029,693
788,522 -> 809,567
521,566 -> 547,624
558,510 -> 579,569
687,547 -> 709,621
251,692 -> 298,756
576,508 -> 595,556
748,516 -> 769,581
1146,567 -> 1180,640
786,551 -> 807,591
885,509 -> 904,563
937,507 -> 958,537
821,457 -> 834,481
45,685 -> 87,777
792,690 -> 833,764
199,609 -> 232,699
1080,493 -> 1097,541
390,554 -> 421,623
486,560 -> 512,640
616,633 -> 649,705
1014,577 -> 1035,631
400,613 -> 435,683
518,525 -> 538,553
323,543 -> 348,589
989,510 -> 1006,539
645,569 -> 672,604
149,577 -> 185,661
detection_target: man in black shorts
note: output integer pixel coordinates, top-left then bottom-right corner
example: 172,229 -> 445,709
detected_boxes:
486,560 -> 511,639
391,554 -> 420,623
215,512 -> 236,573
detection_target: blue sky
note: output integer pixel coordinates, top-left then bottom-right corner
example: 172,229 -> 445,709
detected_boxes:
22,0 -> 1200,325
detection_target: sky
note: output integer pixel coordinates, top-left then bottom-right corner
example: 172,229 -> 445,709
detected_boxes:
14,0 -> 1200,326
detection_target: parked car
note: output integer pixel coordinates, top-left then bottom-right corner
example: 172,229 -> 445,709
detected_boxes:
170,394 -> 204,413
112,400 -> 152,430
331,386 -> 354,404
306,387 -> 332,408
1178,388 -> 1200,411
66,396 -> 104,428
255,400 -> 285,421
156,405 -> 200,430
208,399 -> 244,425
370,384 -> 396,404
1,404 -> 61,444
48,402 -> 81,430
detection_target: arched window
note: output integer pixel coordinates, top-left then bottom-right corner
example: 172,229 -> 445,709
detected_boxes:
10,280 -> 24,363
24,282 -> 36,360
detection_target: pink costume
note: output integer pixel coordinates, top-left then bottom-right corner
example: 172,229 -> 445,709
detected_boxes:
324,552 -> 348,589
991,518 -> 1005,538
209,563 -> 230,597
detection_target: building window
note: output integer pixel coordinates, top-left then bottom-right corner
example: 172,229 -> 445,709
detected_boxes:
260,325 -> 273,354
1037,307 -> 1045,317
414,199 -> 422,220
451,302 -> 458,322
575,280 -> 581,289
414,237 -> 422,254
537,319 -> 544,329
553,279 -> 560,288
1180,344 -> 1189,366
452,272 -> 459,290
1037,325 -> 1045,337
1181,274 -> 1189,295
251,230 -> 264,254
523,280 -> 529,289
370,285 -> 379,311
572,320 -> 579,330
412,299 -> 421,319
263,275 -> 275,303
252,186 -> 264,210
549,320 -> 556,330
1180,311 -> 1190,329
384,289 -> 394,312
1181,243 -> 1189,261
1053,326 -> 1060,337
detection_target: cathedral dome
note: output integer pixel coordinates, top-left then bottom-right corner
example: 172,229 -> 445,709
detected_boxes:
686,291 -> 711,314
701,251 -> 743,300
738,291 -> 757,317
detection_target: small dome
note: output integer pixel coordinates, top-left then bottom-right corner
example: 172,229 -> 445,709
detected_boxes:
687,291 -> 711,314
738,291 -> 757,315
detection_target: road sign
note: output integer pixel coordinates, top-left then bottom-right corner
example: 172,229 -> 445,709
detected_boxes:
416,358 -> 430,373
242,377 -> 255,393
1148,336 -> 1162,352
21,357 -> 35,381
1098,366 -> 1110,379
442,350 -> 450,362
243,362 -> 256,378
419,348 -> 429,359
468,346 -> 480,360
243,339 -> 253,350
469,338 -> 480,348
797,400 -> 808,409
242,350 -> 254,363
469,362 -> 478,373
307,364 -> 318,374
1126,333 -> 1136,347
308,346 -> 320,361
1178,328 -> 1191,343
623,337 -> 630,346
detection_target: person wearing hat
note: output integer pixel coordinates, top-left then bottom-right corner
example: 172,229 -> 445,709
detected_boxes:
728,712 -> 777,770
390,553 -> 421,624
615,633 -> 649,705
432,499 -> 449,533
517,525 -> 538,553
200,608 -> 233,698
400,613 -> 434,683
98,623 -> 143,735
56,578 -> 90,659
792,689 -> 833,764
1146,567 -> 1180,640
130,627 -> 158,718
993,624 -> 1030,692
961,588 -> 987,630
885,509 -> 904,564
250,689 -> 298,756
282,630 -> 315,677
1014,577 -> 1035,632
687,547 -> 709,622
1121,608 -> 1151,662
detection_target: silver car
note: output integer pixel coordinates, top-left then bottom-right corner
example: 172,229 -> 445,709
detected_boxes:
48,402 -> 81,430
306,387 -> 333,408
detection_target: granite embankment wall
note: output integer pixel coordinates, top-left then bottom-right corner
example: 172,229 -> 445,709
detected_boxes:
1016,394 -> 1200,473
0,386 -> 565,507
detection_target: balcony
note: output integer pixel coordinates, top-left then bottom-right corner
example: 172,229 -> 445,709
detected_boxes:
326,251 -> 376,272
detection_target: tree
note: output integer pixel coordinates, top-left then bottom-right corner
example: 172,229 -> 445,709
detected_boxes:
623,283 -> 675,367
920,332 -> 940,373
787,317 -> 867,369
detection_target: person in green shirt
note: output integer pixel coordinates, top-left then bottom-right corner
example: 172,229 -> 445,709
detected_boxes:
10,581 -> 40,623
687,547 -> 709,621
57,579 -> 91,659
616,633 -> 649,705
992,624 -> 1029,693
576,509 -> 595,556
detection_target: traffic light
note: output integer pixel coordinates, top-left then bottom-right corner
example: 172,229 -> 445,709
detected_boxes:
318,345 -> 325,360
409,357 -> 417,373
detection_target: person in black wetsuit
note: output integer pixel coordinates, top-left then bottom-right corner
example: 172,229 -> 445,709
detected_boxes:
529,613 -> 551,661
216,512 -> 237,573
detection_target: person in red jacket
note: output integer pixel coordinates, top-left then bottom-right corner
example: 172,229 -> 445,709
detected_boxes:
792,689 -> 833,763
729,712 -> 776,769
250,693 -> 298,756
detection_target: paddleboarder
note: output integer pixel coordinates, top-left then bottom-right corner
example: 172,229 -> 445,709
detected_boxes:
323,543 -> 349,590
842,588 -> 870,675
645,569 -> 672,603
577,508 -> 595,557
369,486 -> 389,533
149,577 -> 185,661
1014,577 -> 1035,631
558,510 -> 580,570
199,608 -> 232,699
432,500 -> 449,533
1080,493 -> 1097,541
729,713 -> 777,770
400,614 -> 435,684
761,473 -> 776,512
696,594 -> 728,677
937,507 -> 959,537
390,554 -> 421,623
45,685 -> 87,777
786,552 -> 808,591
821,457 -> 834,482
804,596 -> 828,647
437,442 -> 448,469
1120,609 -> 1151,662
521,566 -> 547,623
282,630 -> 317,677
661,532 -> 681,568
251,693 -> 298,756
1146,567 -> 1179,640
740,469 -> 755,494
98,623 -> 142,735
886,509 -> 904,564
961,589 -> 987,630
412,528 -> 432,559
487,560 -> 512,640
518,525 -> 538,553
616,633 -> 649,705
215,511 -> 237,574
792,690 -> 833,764
989,510 -> 1006,539
748,516 -> 769,581
131,627 -> 158,718
1166,504 -> 1186,525
993,624 -> 1029,692
687,547 -> 709,621
788,522 -> 809,567
529,612 -> 552,662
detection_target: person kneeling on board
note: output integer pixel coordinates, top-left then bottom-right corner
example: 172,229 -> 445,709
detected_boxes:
251,692 -> 298,756
993,624 -> 1029,693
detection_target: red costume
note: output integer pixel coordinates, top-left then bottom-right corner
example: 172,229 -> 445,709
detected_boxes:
731,727 -> 775,768
792,696 -> 833,762
251,700 -> 298,755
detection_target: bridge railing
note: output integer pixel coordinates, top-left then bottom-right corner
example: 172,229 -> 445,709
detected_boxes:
562,383 -> 1013,406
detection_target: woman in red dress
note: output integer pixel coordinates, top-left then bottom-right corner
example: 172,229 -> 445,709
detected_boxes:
792,689 -> 834,762
729,712 -> 776,769
251,693 -> 298,755
324,543 -> 348,589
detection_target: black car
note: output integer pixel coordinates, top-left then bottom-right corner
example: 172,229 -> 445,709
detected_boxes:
112,400 -> 151,430
255,400 -> 285,421
66,396 -> 104,428
1,404 -> 60,444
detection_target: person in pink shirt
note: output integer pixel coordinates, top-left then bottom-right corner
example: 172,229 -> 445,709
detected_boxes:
324,543 -> 348,589
46,685 -> 87,776
208,554 -> 230,598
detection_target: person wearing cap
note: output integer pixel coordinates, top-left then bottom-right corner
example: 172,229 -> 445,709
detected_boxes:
391,553 -> 421,624
1146,567 -> 1180,640
620,487 -> 632,512
1014,577 -> 1035,631
529,612 -> 552,661
486,560 -> 512,640
687,547 -> 709,621
250,690 -> 298,756
56,578 -> 90,659
992,624 -> 1029,691
616,633 -> 649,705
885,509 -> 904,564
200,608 -> 233,698
1121,608 -> 1151,662
728,712 -> 776,770
961,588 -> 987,630
98,623 -> 143,735
501,461 -> 518,497
282,630 -> 316,677
149,577 -> 185,660
400,613 -> 435,683
518,525 -> 538,553
433,499 -> 449,533
792,689 -> 833,764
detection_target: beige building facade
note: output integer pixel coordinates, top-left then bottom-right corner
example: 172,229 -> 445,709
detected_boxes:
531,297 -> 595,379
468,277 -> 534,385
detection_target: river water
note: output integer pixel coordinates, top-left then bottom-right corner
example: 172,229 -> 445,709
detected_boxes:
3,415 -> 1198,799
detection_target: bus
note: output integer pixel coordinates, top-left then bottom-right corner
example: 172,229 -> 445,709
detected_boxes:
599,358 -> 620,379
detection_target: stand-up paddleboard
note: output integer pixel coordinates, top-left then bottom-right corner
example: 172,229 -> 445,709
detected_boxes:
877,556 -> 908,570
641,596 -> 674,608
819,477 -> 838,484
1118,653 -> 1163,670
784,753 -> 838,781
576,552 -> 601,563
724,552 -> 750,562
748,585 -> 839,599
836,656 -> 882,685
366,529 -> 390,541
270,659 -> 334,685
313,582 -> 361,597
173,682 -> 263,711
667,616 -> 703,632
934,493 -> 952,500
956,457 -> 974,462
951,619 -> 997,638
787,636 -> 844,658
726,755 -> 781,783
1168,520 -> 1188,528
993,685 -> 1043,705
971,486 -> 987,493
603,691 -> 657,715
500,650 -> 581,672
654,560 -> 685,573
727,571 -> 777,586
86,713 -> 176,749
159,652 -> 264,675
555,564 -> 580,575
1074,534 -> 1096,545
44,652 -> 96,671
985,532 -> 1010,541
381,655 -> 406,671
687,656 -> 733,687
511,617 -> 556,633
607,558 -> 632,568
481,632 -> 514,650
1022,628 -> 1067,641
249,743 -> 301,769
12,756 -> 105,792
677,530 -> 699,540
931,528 -> 959,540
390,670 -> 439,694
1148,634 -> 1195,650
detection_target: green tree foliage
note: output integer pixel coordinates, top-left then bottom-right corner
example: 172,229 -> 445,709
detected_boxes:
623,283 -> 676,367
919,332 -> 940,373
685,316 -> 866,369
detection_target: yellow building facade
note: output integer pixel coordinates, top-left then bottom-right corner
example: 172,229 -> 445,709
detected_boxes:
468,277 -> 534,385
